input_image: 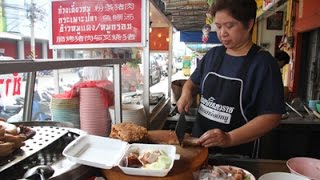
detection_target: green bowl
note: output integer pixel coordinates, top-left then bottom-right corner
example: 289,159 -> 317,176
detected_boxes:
317,103 -> 320,113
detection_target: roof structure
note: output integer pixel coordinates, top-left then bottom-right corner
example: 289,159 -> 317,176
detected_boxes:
152,0 -> 209,31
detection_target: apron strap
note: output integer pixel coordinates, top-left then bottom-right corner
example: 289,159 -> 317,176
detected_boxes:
237,44 -> 261,79
211,46 -> 226,72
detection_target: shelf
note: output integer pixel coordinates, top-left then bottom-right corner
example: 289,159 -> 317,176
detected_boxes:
0,58 -> 132,75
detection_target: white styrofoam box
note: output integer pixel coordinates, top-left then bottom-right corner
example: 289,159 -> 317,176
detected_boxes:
63,135 -> 128,169
62,134 -> 177,177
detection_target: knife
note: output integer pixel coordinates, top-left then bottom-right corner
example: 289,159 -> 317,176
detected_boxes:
175,111 -> 187,146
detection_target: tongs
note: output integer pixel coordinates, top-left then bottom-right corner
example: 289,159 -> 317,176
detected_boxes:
23,165 -> 54,180
285,102 -> 304,118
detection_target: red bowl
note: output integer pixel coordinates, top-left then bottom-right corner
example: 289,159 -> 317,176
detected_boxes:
287,157 -> 320,180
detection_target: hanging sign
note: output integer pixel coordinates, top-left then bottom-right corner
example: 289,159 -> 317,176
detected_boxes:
50,0 -> 146,49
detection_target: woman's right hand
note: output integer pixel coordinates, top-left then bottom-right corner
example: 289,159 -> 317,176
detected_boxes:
177,93 -> 193,113
176,79 -> 197,113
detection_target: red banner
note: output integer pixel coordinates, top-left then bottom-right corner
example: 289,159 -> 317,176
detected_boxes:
50,0 -> 145,49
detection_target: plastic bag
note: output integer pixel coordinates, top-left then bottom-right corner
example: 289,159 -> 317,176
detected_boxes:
54,80 -> 114,108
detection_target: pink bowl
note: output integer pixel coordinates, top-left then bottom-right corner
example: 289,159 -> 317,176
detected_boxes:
287,157 -> 320,180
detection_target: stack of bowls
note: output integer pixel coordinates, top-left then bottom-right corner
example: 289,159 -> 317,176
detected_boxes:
80,87 -> 111,136
307,100 -> 320,111
51,97 -> 80,128
109,104 -> 146,127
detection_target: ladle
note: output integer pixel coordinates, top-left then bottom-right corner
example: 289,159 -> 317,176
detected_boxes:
23,165 -> 54,180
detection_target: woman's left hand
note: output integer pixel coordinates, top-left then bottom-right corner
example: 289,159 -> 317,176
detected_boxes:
198,129 -> 232,148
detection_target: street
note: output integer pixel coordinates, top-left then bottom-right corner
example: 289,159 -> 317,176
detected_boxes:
151,69 -> 191,104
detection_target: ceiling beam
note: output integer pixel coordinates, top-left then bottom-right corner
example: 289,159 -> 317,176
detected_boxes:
163,0 -> 208,7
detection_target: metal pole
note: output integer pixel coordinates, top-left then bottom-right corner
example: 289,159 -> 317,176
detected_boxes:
30,0 -> 36,59
113,64 -> 122,124
143,0 -> 150,129
23,0 -> 36,121
167,26 -> 173,101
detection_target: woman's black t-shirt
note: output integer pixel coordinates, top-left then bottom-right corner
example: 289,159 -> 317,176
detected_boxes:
191,46 -> 286,121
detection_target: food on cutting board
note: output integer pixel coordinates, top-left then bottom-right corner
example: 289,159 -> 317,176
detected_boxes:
109,122 -> 147,142
146,130 -> 200,146
125,149 -> 172,170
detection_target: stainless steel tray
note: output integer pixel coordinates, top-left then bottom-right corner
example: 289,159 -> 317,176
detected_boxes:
0,121 -> 78,173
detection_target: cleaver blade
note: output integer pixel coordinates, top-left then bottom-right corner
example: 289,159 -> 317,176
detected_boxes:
175,111 -> 187,146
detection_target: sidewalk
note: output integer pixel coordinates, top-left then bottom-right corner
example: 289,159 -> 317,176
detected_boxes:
172,70 -> 189,82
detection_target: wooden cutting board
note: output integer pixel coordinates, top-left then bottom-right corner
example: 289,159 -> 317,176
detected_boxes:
101,130 -> 208,180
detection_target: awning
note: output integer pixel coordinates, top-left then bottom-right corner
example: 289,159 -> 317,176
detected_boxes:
185,43 -> 221,53
180,31 -> 220,44
0,32 -> 22,40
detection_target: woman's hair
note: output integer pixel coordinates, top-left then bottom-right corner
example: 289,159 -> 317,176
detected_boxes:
210,0 -> 257,29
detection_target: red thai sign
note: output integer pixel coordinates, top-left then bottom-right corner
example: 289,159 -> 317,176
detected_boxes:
0,73 -> 22,97
50,0 -> 146,49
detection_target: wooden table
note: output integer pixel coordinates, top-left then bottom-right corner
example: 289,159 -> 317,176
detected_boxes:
101,130 -> 208,180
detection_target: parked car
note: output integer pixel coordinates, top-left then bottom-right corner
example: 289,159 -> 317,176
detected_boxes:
150,57 -> 161,86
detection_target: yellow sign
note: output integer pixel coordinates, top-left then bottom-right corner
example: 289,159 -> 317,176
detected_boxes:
256,0 -> 264,17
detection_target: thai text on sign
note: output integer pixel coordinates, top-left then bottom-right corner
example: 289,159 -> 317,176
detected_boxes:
51,0 -> 143,48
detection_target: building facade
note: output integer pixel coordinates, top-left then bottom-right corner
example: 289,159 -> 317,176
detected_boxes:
0,0 -> 52,59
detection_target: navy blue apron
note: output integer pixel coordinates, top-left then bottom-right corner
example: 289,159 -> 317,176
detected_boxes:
192,44 -> 261,158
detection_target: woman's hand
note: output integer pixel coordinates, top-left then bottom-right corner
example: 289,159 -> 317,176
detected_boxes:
198,114 -> 281,148
176,93 -> 193,113
176,79 -> 197,113
198,129 -> 232,148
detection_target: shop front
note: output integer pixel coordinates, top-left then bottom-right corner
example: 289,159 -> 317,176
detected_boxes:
1,0 -> 320,179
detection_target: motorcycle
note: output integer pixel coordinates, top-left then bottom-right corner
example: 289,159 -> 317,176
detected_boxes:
6,91 -> 51,122
41,87 -> 54,102
0,96 -> 24,119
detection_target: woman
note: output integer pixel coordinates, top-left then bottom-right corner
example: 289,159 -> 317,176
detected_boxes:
177,0 -> 285,158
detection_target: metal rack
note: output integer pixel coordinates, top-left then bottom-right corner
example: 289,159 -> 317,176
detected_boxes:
0,124 -> 92,179
0,58 -> 129,75
0,58 -> 130,123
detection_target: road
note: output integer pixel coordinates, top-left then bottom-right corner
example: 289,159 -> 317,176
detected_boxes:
151,70 -> 191,104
